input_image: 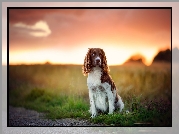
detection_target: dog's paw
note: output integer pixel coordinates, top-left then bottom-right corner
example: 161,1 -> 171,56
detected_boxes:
108,111 -> 113,115
91,113 -> 97,118
108,105 -> 115,114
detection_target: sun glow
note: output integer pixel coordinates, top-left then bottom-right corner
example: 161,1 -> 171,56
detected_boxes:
9,43 -> 160,66
90,44 -> 159,66
9,47 -> 88,65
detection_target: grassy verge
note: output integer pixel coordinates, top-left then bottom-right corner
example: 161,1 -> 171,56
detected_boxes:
9,88 -> 171,126
9,64 -> 171,126
91,94 -> 171,126
9,88 -> 90,119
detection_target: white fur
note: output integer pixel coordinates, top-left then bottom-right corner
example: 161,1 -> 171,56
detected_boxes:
87,67 -> 124,118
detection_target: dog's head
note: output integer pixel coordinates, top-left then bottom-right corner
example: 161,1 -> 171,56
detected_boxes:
82,48 -> 109,76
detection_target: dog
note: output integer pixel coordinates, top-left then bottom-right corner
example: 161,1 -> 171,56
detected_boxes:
82,48 -> 124,118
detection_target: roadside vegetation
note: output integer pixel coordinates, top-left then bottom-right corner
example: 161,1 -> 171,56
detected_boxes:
9,63 -> 171,126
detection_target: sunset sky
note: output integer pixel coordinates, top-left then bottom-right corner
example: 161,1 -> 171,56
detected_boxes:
5,5 -> 173,66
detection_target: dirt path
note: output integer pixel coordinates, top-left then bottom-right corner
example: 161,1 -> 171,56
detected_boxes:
8,106 -> 104,126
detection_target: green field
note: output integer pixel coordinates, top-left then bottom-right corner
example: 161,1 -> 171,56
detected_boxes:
9,63 -> 171,126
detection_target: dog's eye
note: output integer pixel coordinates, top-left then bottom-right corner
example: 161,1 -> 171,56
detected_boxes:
92,53 -> 95,56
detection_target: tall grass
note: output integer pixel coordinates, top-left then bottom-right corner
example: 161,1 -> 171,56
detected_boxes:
111,63 -> 171,101
9,63 -> 171,126
9,65 -> 88,97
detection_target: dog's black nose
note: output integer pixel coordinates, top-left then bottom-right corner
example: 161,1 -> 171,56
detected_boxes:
96,59 -> 100,63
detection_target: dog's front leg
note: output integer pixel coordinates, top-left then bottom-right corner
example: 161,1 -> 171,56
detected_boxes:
89,89 -> 97,118
107,88 -> 115,114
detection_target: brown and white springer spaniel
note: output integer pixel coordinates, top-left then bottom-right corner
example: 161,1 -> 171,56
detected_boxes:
82,48 -> 124,118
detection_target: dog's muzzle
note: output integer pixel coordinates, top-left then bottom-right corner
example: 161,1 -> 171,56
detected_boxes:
95,57 -> 101,66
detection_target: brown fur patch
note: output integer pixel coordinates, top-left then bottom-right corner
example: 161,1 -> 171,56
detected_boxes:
101,71 -> 116,92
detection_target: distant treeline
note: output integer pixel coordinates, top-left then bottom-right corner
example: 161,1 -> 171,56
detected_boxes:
153,49 -> 171,63
125,48 -> 177,65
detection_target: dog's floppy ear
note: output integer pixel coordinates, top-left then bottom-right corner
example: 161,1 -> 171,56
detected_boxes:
82,48 -> 92,76
100,48 -> 110,73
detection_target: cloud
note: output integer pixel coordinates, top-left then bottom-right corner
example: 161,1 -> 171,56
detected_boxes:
13,21 -> 51,37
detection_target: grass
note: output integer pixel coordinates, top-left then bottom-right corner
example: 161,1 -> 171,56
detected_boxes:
8,63 -> 171,126
91,94 -> 171,126
9,87 -> 90,119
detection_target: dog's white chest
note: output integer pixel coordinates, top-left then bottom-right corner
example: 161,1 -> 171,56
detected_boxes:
87,67 -> 109,112
87,67 -> 102,88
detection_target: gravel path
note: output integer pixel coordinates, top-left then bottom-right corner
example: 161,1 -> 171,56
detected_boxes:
8,106 -> 104,126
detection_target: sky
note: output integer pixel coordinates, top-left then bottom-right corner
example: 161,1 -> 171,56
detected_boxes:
3,2 -> 178,66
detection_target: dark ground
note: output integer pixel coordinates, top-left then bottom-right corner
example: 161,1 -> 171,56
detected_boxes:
8,106 -> 104,127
